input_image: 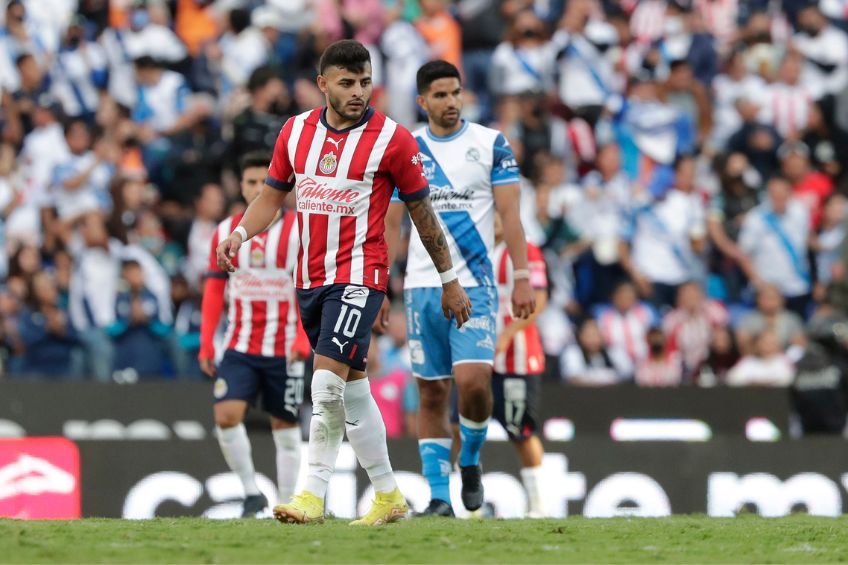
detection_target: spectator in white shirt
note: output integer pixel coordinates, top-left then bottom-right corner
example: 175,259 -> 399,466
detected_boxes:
68,213 -> 171,381
738,176 -> 812,317
711,48 -> 767,150
184,183 -> 225,290
131,56 -> 211,183
9,95 -> 68,246
553,9 -> 622,123
50,119 -> 116,224
569,144 -> 634,306
726,329 -> 795,386
490,10 -> 556,98
99,4 -> 188,108
217,8 -> 270,93
562,317 -> 630,385
793,4 -> 848,100
619,154 -> 707,308
50,18 -> 108,121
131,56 -> 193,138
380,13 -> 427,128
122,4 -> 187,66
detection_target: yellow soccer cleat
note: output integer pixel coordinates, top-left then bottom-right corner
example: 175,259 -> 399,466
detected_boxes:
273,491 -> 325,524
349,488 -> 409,526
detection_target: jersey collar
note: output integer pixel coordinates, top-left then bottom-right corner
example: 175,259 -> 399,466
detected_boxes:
320,106 -> 374,134
426,119 -> 468,142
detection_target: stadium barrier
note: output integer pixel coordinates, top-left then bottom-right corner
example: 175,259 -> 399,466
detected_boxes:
5,381 -> 838,519
0,381 -> 790,440
78,438 -> 848,518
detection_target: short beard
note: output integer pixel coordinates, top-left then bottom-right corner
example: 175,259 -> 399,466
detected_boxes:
433,111 -> 460,130
328,93 -> 369,123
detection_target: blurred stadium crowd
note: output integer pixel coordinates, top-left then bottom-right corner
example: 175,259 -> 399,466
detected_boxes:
2,0 -> 848,411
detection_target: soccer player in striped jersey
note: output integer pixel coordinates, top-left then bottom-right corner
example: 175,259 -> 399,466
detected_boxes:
491,213 -> 549,518
200,151 -> 311,518
216,40 -> 471,526
385,61 -> 536,517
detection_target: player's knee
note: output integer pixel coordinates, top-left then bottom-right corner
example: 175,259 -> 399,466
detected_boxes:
214,410 -> 243,429
457,378 -> 491,402
312,370 -> 345,410
417,380 -> 450,412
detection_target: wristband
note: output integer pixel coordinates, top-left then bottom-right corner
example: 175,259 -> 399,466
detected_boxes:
439,267 -> 458,285
232,225 -> 248,242
513,269 -> 530,280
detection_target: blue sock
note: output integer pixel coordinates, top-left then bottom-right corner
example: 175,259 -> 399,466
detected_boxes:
419,439 -> 452,504
458,416 -> 489,467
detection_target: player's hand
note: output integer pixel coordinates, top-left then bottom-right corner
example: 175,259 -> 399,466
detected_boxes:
441,280 -> 472,329
216,233 -> 243,273
200,357 -> 216,378
372,296 -> 390,335
511,278 -> 536,319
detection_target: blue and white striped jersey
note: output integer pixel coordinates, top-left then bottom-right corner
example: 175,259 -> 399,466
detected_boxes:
394,120 -> 520,289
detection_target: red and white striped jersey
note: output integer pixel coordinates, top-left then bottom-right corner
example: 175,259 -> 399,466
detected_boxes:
493,241 -> 547,376
630,0 -> 667,45
662,300 -> 729,371
266,107 -> 429,292
760,83 -> 811,139
694,0 -> 738,51
597,303 -> 657,364
205,211 -> 300,357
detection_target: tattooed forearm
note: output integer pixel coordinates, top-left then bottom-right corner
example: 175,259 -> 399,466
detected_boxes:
406,197 -> 454,273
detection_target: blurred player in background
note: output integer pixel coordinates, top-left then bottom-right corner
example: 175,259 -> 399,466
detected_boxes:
386,60 -> 535,517
216,41 -> 471,526
200,151 -> 309,518
491,213 -> 549,518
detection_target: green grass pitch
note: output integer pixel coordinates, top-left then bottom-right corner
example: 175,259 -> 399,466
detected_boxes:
2,515 -> 847,563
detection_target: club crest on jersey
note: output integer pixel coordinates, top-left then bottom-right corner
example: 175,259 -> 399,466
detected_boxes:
466,147 -> 480,162
319,151 -> 338,174
250,247 -> 265,267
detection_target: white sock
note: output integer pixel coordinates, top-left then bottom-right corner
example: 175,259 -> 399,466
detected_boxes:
344,377 -> 397,494
272,427 -> 302,503
520,465 -> 545,516
216,424 -> 260,496
304,369 -> 346,499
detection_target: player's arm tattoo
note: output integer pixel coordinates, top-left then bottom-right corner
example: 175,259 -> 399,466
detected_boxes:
406,196 -> 453,273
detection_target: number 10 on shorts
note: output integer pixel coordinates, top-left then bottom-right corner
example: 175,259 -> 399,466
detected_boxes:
334,304 -> 361,338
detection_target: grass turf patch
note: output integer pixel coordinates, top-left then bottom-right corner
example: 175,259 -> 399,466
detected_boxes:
2,515 -> 847,563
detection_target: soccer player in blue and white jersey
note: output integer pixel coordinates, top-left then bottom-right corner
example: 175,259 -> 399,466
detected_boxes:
385,60 -> 535,517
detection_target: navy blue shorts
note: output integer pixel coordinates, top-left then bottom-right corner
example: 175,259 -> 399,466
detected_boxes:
492,373 -> 540,441
296,284 -> 384,371
213,349 -> 304,422
448,373 -> 540,441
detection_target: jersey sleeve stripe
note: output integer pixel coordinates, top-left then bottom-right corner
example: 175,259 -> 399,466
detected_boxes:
266,176 -> 294,191
205,271 -> 229,279
397,186 -> 430,202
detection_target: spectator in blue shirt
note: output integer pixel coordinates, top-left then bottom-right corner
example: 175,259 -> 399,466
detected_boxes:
16,271 -> 79,378
170,274 -> 203,379
107,260 -> 170,379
